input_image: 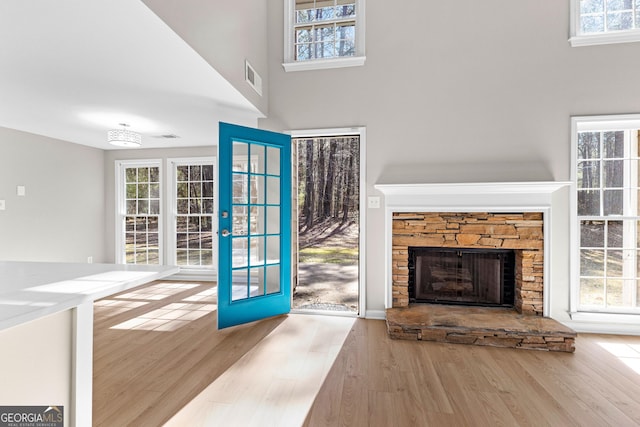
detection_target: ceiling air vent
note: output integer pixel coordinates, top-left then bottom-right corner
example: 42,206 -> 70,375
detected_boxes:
153,134 -> 180,139
245,60 -> 262,96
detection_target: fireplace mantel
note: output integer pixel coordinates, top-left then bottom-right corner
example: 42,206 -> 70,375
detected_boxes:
374,181 -> 571,317
375,181 -> 571,207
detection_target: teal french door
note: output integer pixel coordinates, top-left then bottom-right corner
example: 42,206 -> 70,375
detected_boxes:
217,122 -> 291,329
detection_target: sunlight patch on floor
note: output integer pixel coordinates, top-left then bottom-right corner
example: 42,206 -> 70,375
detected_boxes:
598,341 -> 640,375
106,281 -> 217,332
164,314 -> 355,427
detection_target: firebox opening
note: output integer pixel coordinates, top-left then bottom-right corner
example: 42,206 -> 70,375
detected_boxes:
408,247 -> 515,308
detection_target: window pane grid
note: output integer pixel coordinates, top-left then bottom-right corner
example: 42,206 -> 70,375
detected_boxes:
295,1 -> 355,24
295,21 -> 356,61
577,129 -> 639,311
230,144 -> 282,300
123,166 -> 160,265
294,0 -> 356,61
579,0 -> 639,34
174,163 -> 215,268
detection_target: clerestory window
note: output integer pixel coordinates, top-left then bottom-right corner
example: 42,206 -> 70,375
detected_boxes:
570,0 -> 640,46
283,0 -> 366,72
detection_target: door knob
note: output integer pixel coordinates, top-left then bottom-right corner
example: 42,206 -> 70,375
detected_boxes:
221,229 -> 231,237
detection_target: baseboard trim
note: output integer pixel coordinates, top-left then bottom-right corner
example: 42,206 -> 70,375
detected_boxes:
365,310 -> 386,320
563,321 -> 640,336
167,273 -> 216,282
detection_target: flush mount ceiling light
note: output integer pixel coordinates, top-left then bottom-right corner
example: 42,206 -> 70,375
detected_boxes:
107,123 -> 141,147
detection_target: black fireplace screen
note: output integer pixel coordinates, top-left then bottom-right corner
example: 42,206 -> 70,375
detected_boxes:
408,247 -> 515,307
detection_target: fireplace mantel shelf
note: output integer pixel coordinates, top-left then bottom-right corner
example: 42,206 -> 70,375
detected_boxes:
375,181 -> 571,196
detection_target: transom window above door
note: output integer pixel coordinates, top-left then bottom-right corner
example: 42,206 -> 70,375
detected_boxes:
570,0 -> 640,46
283,0 -> 366,71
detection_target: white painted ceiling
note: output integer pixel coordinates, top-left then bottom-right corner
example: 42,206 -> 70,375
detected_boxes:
0,0 -> 261,150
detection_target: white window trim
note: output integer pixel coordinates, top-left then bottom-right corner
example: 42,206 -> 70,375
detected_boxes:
569,0 -> 640,47
570,115 -> 640,330
114,159 -> 163,265
287,126 -> 369,318
283,0 -> 366,72
166,157 -> 218,278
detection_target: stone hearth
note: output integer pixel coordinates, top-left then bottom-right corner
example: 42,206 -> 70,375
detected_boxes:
386,305 -> 576,352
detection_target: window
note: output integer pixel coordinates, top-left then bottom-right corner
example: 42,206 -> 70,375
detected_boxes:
573,116 -> 640,314
116,160 -> 162,264
570,0 -> 640,46
283,0 -> 366,72
168,158 -> 216,272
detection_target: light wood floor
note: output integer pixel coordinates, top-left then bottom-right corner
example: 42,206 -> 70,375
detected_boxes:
94,280 -> 640,426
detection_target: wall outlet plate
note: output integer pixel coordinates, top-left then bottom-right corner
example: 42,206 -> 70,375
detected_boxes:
0,200 -> 5,210
368,196 -> 381,209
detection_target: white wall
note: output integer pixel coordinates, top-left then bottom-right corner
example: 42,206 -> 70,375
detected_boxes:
262,1 -> 640,320
142,0 -> 269,116
0,127 -> 105,263
103,146 -> 215,264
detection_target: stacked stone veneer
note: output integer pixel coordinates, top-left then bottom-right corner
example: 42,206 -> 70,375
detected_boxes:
392,212 -> 544,316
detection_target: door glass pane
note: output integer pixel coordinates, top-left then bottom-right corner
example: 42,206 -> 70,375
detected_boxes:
233,174 -> 248,204
232,271 -> 249,301
232,238 -> 248,268
249,206 -> 262,235
256,176 -> 266,204
233,206 -> 248,235
267,146 -> 281,175
253,145 -> 266,173
250,236 -> 265,266
250,267 -> 265,296
266,265 -> 281,294
233,141 -> 249,171
267,206 -> 280,234
267,235 -> 280,264
267,177 -> 281,204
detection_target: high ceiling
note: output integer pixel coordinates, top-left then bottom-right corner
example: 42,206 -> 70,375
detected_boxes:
0,0 -> 261,150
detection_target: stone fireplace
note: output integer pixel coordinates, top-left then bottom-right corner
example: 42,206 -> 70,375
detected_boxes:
375,182 -> 576,352
393,212 -> 544,315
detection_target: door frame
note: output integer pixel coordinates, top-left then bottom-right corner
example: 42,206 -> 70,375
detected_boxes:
288,126 -> 367,317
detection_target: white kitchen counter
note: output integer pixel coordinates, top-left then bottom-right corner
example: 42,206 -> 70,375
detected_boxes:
0,261 -> 179,331
0,261 -> 179,426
